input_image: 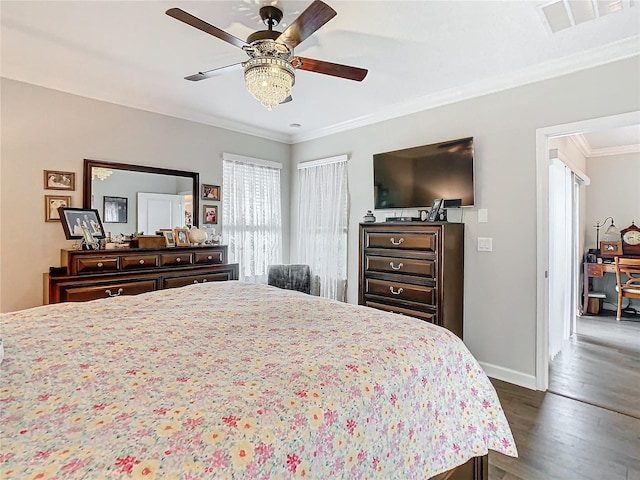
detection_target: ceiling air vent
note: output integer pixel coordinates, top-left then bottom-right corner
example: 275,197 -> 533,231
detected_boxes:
538,0 -> 632,34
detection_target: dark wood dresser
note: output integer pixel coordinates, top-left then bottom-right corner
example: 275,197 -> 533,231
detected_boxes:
47,245 -> 239,304
358,222 -> 464,338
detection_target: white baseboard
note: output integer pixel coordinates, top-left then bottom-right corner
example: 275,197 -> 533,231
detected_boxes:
478,361 -> 538,390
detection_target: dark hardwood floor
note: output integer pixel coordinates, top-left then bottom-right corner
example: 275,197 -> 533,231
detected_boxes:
488,313 -> 640,480
549,313 -> 640,419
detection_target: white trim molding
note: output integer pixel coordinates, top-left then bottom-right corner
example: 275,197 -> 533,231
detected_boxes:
297,154 -> 348,170
222,152 -> 282,169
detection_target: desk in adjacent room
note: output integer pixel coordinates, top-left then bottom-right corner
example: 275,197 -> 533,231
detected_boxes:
582,260 -> 616,315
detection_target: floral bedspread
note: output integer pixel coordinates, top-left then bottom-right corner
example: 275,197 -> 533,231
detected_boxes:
1,281 -> 516,479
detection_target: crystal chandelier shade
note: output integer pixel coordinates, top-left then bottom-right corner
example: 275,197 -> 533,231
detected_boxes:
91,167 -> 113,181
244,57 -> 295,111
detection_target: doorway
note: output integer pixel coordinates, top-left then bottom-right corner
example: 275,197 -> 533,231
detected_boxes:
535,111 -> 640,390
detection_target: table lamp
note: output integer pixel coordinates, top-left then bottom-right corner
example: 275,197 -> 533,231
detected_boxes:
594,217 -> 619,251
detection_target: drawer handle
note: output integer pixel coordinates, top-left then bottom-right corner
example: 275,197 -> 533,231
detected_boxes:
389,286 -> 404,295
207,255 -> 213,260
193,280 -> 199,284
390,237 -> 404,246
139,259 -> 145,265
176,257 -> 181,263
97,262 -> 104,268
105,288 -> 123,297
193,279 -> 208,284
389,262 -> 404,270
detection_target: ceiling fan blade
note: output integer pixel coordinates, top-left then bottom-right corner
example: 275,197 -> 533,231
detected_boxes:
166,8 -> 248,50
294,57 -> 368,82
184,63 -> 243,81
280,95 -> 293,104
276,0 -> 336,49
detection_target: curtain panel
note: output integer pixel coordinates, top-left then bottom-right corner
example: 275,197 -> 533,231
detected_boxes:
222,158 -> 283,283
296,157 -> 349,301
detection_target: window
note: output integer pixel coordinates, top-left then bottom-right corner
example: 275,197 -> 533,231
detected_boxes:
222,154 -> 283,283
295,155 -> 349,301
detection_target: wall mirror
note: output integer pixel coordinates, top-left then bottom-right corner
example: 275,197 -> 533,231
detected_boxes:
83,159 -> 200,235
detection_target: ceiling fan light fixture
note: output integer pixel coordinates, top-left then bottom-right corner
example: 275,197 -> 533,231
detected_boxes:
244,57 -> 295,110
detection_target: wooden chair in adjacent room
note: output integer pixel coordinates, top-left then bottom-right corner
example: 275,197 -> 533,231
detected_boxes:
614,256 -> 640,320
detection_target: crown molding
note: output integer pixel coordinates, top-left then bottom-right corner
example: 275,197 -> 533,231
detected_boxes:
570,132 -> 640,157
291,36 -> 640,144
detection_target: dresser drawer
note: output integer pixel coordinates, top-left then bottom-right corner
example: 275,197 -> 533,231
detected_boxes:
365,232 -> 436,251
364,278 -> 435,305
365,255 -> 436,278
121,255 -> 159,269
163,271 -> 235,289
60,280 -> 157,302
194,251 -> 223,264
160,253 -> 193,266
366,301 -> 436,323
76,257 -> 119,274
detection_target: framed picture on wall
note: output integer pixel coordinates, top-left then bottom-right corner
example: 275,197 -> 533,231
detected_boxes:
45,195 -> 71,222
103,196 -> 128,223
203,205 -> 218,225
44,170 -> 75,191
202,184 -> 220,201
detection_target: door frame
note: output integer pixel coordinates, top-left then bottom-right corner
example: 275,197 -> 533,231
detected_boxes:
535,110 -> 640,390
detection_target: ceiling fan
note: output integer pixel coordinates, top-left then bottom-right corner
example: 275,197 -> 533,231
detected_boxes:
166,0 -> 368,110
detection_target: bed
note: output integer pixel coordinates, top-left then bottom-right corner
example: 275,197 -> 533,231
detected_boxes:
1,281 -> 516,479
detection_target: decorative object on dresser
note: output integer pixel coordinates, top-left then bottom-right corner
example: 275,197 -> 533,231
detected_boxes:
44,195 -> 71,221
620,221 -> 640,255
202,184 -> 220,200
46,245 -> 239,304
189,226 -> 208,245
359,222 -> 464,338
363,210 -> 376,223
129,235 -> 166,248
161,230 -> 176,246
44,170 -> 75,190
426,198 -> 444,222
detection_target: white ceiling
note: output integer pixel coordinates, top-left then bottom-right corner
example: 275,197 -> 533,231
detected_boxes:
1,1 -> 639,144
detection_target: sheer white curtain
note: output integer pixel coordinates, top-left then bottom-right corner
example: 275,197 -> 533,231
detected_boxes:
296,155 -> 349,301
222,154 -> 283,283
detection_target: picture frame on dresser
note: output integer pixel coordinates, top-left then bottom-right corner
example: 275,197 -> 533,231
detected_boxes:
58,207 -> 105,239
162,230 -> 176,247
174,228 -> 190,246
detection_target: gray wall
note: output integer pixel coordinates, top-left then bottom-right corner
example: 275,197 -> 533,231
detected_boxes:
0,78 -> 291,312
290,56 -> 640,386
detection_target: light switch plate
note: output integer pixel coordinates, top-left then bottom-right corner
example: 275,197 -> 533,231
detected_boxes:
477,237 -> 493,252
478,209 -> 488,223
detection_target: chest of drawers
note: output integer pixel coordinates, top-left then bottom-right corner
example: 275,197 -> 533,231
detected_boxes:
47,245 -> 239,304
358,222 -> 464,338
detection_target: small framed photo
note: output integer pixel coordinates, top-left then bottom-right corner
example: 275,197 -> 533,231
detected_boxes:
58,207 -> 105,239
103,196 -> 128,223
162,230 -> 176,247
600,240 -> 623,257
202,184 -> 220,201
45,195 -> 71,222
44,170 -> 75,191
426,198 -> 443,222
173,228 -> 190,247
203,205 -> 218,225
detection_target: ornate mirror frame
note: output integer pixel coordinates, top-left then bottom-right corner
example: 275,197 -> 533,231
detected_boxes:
83,159 -> 200,228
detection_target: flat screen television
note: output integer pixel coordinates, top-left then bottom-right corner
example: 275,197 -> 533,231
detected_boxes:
373,137 -> 475,209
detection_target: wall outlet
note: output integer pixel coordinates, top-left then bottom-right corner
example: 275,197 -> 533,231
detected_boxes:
477,237 -> 493,252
